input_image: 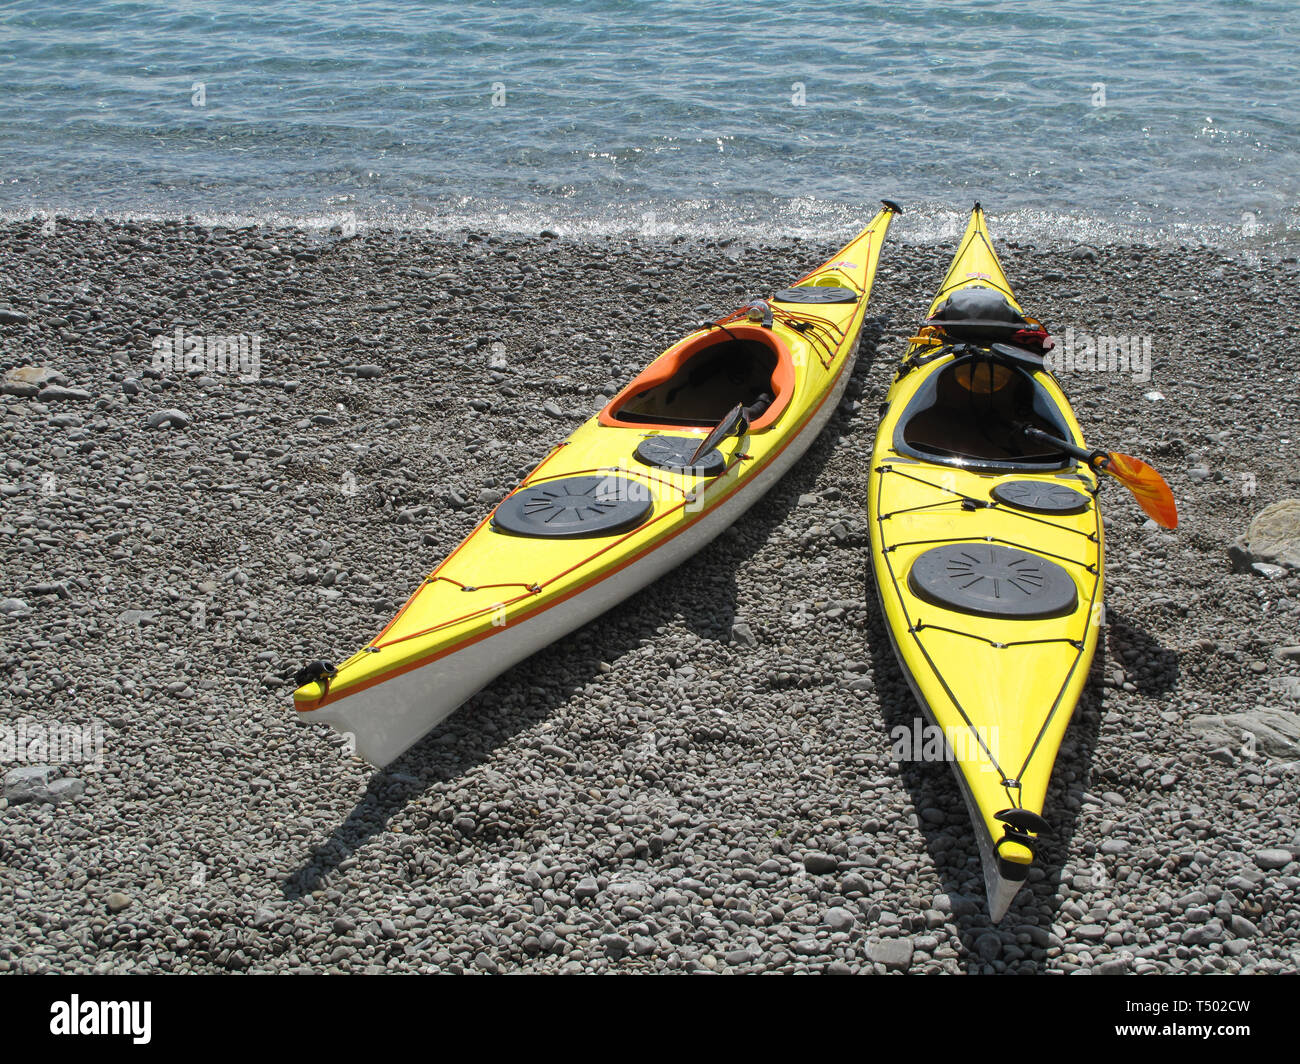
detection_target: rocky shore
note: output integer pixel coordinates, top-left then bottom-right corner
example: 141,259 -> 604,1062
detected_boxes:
1,216 -> 1298,973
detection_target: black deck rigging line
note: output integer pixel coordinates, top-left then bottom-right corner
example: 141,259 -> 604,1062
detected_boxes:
771,303 -> 845,333
878,463 -> 983,503
1011,521 -> 1104,782
882,533 -> 1097,574
703,321 -> 741,341
881,492 -> 1096,536
774,307 -> 846,337
772,307 -> 847,343
909,622 -> 1086,651
896,345 -> 954,377
931,226 -> 1018,307
796,326 -> 837,366
880,498 -> 986,521
772,309 -> 843,364
878,464 -> 1097,542
873,476 -> 1008,777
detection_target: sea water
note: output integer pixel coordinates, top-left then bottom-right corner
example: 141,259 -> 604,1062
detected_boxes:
0,0 -> 1295,248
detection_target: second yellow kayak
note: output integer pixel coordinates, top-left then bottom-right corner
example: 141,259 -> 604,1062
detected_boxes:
868,204 -> 1104,921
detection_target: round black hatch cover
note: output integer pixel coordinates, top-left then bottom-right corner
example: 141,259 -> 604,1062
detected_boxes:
773,285 -> 859,304
634,435 -> 726,477
907,543 -> 1079,620
493,476 -> 653,538
991,479 -> 1090,515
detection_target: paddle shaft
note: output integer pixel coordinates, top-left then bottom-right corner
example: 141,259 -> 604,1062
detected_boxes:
1021,425 -> 1104,468
689,403 -> 747,465
1022,423 -> 1179,529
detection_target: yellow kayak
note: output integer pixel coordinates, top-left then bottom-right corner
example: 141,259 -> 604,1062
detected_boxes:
867,204 -> 1103,921
296,201 -> 901,765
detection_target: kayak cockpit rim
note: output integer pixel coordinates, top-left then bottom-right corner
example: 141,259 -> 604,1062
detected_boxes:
892,349 -> 1077,474
598,323 -> 795,433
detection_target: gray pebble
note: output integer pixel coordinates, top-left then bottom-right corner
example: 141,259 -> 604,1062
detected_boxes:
45,778 -> 85,803
1255,849 -> 1292,870
802,853 -> 838,874
147,408 -> 191,429
866,938 -> 913,969
4,765 -> 52,803
37,385 -> 92,402
730,621 -> 757,647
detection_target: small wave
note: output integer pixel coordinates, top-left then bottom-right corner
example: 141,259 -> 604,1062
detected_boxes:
3,197 -> 1294,255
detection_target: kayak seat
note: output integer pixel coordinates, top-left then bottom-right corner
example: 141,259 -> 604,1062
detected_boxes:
600,323 -> 794,432
894,354 -> 1073,473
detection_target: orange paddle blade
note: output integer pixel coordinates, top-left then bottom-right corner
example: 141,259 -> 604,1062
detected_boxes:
1100,452 -> 1179,529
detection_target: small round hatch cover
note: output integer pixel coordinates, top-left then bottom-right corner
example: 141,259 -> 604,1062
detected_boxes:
634,435 -> 726,477
991,479 -> 1090,514
493,476 -> 653,538
907,543 -> 1079,620
773,286 -> 859,304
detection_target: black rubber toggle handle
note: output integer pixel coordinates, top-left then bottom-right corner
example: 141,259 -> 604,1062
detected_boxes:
995,808 -> 1052,835
295,660 -> 338,689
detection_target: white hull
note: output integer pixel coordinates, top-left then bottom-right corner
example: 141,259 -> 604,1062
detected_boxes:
302,342 -> 861,766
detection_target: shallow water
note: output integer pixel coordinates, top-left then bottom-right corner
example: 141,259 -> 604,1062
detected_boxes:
0,0 -> 1296,247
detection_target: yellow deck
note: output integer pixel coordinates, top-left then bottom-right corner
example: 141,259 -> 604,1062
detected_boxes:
868,206 -> 1103,876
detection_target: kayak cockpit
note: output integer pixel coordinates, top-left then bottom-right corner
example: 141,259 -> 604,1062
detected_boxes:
894,350 -> 1074,473
600,324 -> 793,432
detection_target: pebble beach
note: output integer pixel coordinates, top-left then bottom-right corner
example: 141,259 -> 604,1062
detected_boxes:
2,216 -> 1299,974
